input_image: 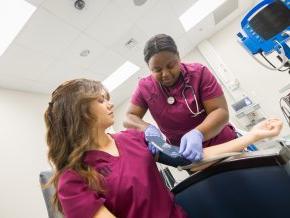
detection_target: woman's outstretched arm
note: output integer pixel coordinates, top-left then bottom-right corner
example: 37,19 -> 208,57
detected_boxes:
203,118 -> 283,159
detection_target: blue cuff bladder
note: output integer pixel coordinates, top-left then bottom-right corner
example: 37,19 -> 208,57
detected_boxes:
236,131 -> 258,151
157,152 -> 191,167
246,144 -> 258,151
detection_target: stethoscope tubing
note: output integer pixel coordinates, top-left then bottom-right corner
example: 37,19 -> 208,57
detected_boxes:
158,64 -> 205,117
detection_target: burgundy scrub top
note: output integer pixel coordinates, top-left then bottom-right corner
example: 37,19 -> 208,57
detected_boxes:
57,129 -> 187,218
131,62 -> 236,147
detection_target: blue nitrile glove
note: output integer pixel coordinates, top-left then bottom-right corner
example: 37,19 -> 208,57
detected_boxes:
179,129 -> 204,161
144,124 -> 163,155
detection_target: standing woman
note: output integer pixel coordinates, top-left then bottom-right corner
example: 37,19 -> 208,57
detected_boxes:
124,34 -> 236,161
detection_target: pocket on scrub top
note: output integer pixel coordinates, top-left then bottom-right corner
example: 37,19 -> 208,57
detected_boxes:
146,94 -> 165,116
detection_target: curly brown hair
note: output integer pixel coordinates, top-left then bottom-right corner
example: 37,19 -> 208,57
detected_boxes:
44,79 -> 108,212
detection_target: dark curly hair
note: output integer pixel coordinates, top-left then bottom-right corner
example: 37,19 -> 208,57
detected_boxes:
143,34 -> 179,63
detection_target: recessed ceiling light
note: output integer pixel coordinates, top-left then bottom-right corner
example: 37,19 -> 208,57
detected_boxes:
102,61 -> 140,92
80,49 -> 90,57
179,0 -> 226,32
0,0 -> 36,56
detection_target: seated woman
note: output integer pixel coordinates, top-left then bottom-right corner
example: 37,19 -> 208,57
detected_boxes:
44,79 -> 282,218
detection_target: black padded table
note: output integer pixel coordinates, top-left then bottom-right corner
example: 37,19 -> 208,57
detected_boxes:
172,146 -> 290,218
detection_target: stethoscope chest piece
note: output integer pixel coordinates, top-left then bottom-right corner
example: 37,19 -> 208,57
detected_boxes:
158,66 -> 205,116
167,96 -> 175,105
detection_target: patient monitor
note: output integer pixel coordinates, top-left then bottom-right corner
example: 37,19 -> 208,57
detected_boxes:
237,0 -> 290,72
237,0 -> 290,126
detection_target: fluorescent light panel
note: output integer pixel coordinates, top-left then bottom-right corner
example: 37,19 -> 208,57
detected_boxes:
102,61 -> 140,92
179,0 -> 226,32
0,0 -> 36,56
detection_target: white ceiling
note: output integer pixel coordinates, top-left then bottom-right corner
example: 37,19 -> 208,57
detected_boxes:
0,0 -> 256,106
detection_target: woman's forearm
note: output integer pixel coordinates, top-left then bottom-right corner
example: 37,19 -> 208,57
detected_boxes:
203,134 -> 257,159
196,108 -> 229,141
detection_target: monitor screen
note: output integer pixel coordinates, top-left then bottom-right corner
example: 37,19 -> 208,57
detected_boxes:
249,1 -> 290,40
231,97 -> 253,112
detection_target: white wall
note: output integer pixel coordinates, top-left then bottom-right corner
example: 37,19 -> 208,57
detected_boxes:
0,88 -> 50,218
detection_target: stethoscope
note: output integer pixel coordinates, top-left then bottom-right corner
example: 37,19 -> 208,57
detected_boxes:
158,65 -> 205,117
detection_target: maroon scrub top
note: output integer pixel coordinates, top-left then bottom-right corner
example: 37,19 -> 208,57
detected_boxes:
131,62 -> 236,147
57,129 -> 188,218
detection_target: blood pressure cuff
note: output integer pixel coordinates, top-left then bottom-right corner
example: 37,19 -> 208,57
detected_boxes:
157,152 -> 191,167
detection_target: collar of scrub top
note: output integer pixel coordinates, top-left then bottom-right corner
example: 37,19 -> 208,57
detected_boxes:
180,63 -> 192,84
158,63 -> 191,104
158,63 -> 205,117
158,73 -> 185,105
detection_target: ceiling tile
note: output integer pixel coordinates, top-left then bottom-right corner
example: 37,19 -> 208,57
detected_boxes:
41,59 -> 106,87
84,1 -> 134,47
41,0 -> 110,31
87,50 -> 127,78
114,0 -> 156,22
136,0 -> 185,40
0,43 -> 55,80
168,0 -> 198,17
60,33 -> 107,69
110,26 -> 149,67
25,0 -> 45,7
14,7 -> 80,58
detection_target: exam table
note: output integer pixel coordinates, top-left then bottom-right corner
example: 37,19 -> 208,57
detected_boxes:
171,144 -> 290,218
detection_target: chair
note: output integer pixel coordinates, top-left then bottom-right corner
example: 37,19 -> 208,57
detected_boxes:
39,171 -> 63,218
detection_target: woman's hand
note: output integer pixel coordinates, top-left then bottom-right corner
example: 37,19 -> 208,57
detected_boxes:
249,118 -> 283,141
144,124 -> 163,154
179,129 -> 204,161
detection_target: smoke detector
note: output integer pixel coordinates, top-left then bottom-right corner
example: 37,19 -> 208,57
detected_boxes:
133,0 -> 147,6
80,49 -> 90,57
74,0 -> 85,10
